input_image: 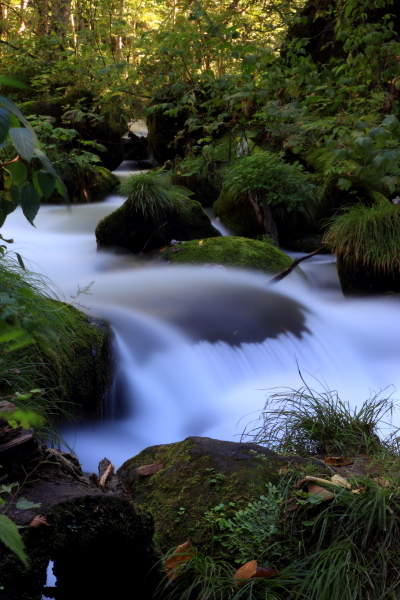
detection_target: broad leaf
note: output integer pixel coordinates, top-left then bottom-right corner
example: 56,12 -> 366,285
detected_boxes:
16,497 -> 41,510
0,513 -> 28,566
33,171 -> 56,200
55,177 -> 69,202
0,107 -> 10,143
5,161 -> 28,186
9,128 -> 35,162
0,77 -> 29,90
20,183 -> 40,226
33,148 -> 57,177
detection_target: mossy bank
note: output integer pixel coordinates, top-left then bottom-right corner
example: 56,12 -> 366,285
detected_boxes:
163,236 -> 292,273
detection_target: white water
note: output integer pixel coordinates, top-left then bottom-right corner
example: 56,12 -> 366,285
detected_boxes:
3,191 -> 400,472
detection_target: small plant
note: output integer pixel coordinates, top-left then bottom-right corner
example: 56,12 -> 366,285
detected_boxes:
205,484 -> 284,564
241,376 -> 399,456
117,170 -> 192,224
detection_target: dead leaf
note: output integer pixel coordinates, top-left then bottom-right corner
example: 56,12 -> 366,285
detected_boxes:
198,240 -> 204,245
331,474 -> 351,489
296,476 -> 343,490
374,477 -> 390,487
255,566 -> 279,578
29,515 -> 50,528
352,488 -> 364,494
99,463 -> 114,487
307,483 -> 335,500
325,456 -> 354,466
165,540 -> 196,581
284,498 -> 300,512
135,462 -> 164,476
234,560 -> 258,582
279,466 -> 288,475
159,247 -> 167,252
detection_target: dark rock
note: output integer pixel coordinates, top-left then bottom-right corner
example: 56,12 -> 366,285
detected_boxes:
95,198 -> 221,253
118,436 -> 329,555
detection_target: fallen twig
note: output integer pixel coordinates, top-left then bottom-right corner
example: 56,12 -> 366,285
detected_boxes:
268,247 -> 326,285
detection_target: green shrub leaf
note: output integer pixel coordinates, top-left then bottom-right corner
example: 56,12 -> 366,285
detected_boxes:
20,183 -> 40,226
0,514 -> 28,566
0,107 -> 10,143
9,128 -> 35,162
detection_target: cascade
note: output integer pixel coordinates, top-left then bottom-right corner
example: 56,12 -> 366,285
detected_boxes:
2,184 -> 400,473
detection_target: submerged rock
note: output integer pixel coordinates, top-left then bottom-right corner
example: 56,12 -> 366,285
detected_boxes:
95,198 -> 221,253
163,236 -> 292,274
118,436 -> 327,556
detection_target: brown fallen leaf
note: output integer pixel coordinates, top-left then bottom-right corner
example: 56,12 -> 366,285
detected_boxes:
255,566 -> 279,578
234,560 -> 258,582
279,466 -> 288,475
374,477 -> 390,487
284,497 -> 300,512
325,456 -> 354,467
29,515 -> 50,528
165,540 -> 196,581
135,462 -> 164,476
306,483 -> 335,500
99,463 -> 114,487
352,488 -> 365,494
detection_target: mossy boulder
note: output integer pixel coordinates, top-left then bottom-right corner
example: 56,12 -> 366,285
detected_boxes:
95,198 -> 221,253
48,165 -> 119,204
164,236 -> 292,274
118,436 -> 326,556
147,108 -> 188,165
213,188 -> 265,238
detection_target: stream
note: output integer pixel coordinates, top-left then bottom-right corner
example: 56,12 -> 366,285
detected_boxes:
2,172 -> 400,474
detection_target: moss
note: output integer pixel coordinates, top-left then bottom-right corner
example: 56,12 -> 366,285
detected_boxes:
95,198 -> 221,253
48,165 -> 119,203
213,187 -> 265,238
118,437 -> 323,557
38,302 -> 113,416
164,236 -> 292,273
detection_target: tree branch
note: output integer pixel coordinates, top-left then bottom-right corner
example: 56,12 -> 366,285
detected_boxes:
268,247 -> 326,285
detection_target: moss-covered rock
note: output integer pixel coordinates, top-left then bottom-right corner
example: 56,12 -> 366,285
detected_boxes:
48,165 -> 119,204
118,436 -> 326,556
96,198 -> 221,253
164,236 -> 292,273
40,303 -> 113,416
147,108 -> 188,165
213,188 -> 265,238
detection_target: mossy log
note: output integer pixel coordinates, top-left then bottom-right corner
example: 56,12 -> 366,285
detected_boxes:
118,436 -> 327,557
163,236 -> 292,274
0,433 -> 159,600
95,198 -> 221,253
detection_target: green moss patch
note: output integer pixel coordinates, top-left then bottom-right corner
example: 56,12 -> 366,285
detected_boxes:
164,236 -> 292,273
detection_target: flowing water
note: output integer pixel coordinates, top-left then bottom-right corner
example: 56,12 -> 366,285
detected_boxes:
3,183 -> 400,474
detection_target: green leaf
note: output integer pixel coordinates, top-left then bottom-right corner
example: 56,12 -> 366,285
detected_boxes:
33,148 -> 57,177
382,115 -> 400,132
20,183 -> 40,226
0,77 -> 29,90
338,178 -> 352,191
9,128 -> 35,162
16,497 -> 41,510
0,513 -> 28,566
5,161 -> 27,186
0,107 -> 10,144
16,253 -> 25,270
33,171 -> 56,200
55,177 -> 69,202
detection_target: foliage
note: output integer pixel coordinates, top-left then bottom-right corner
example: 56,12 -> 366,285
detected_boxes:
323,196 -> 400,275
241,378 -> 398,456
0,89 -> 67,227
204,484 -> 284,564
220,151 -> 316,218
117,170 -> 192,223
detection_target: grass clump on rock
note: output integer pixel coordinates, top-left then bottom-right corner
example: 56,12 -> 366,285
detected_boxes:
163,236 -> 292,274
324,195 -> 400,294
96,171 -> 221,253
